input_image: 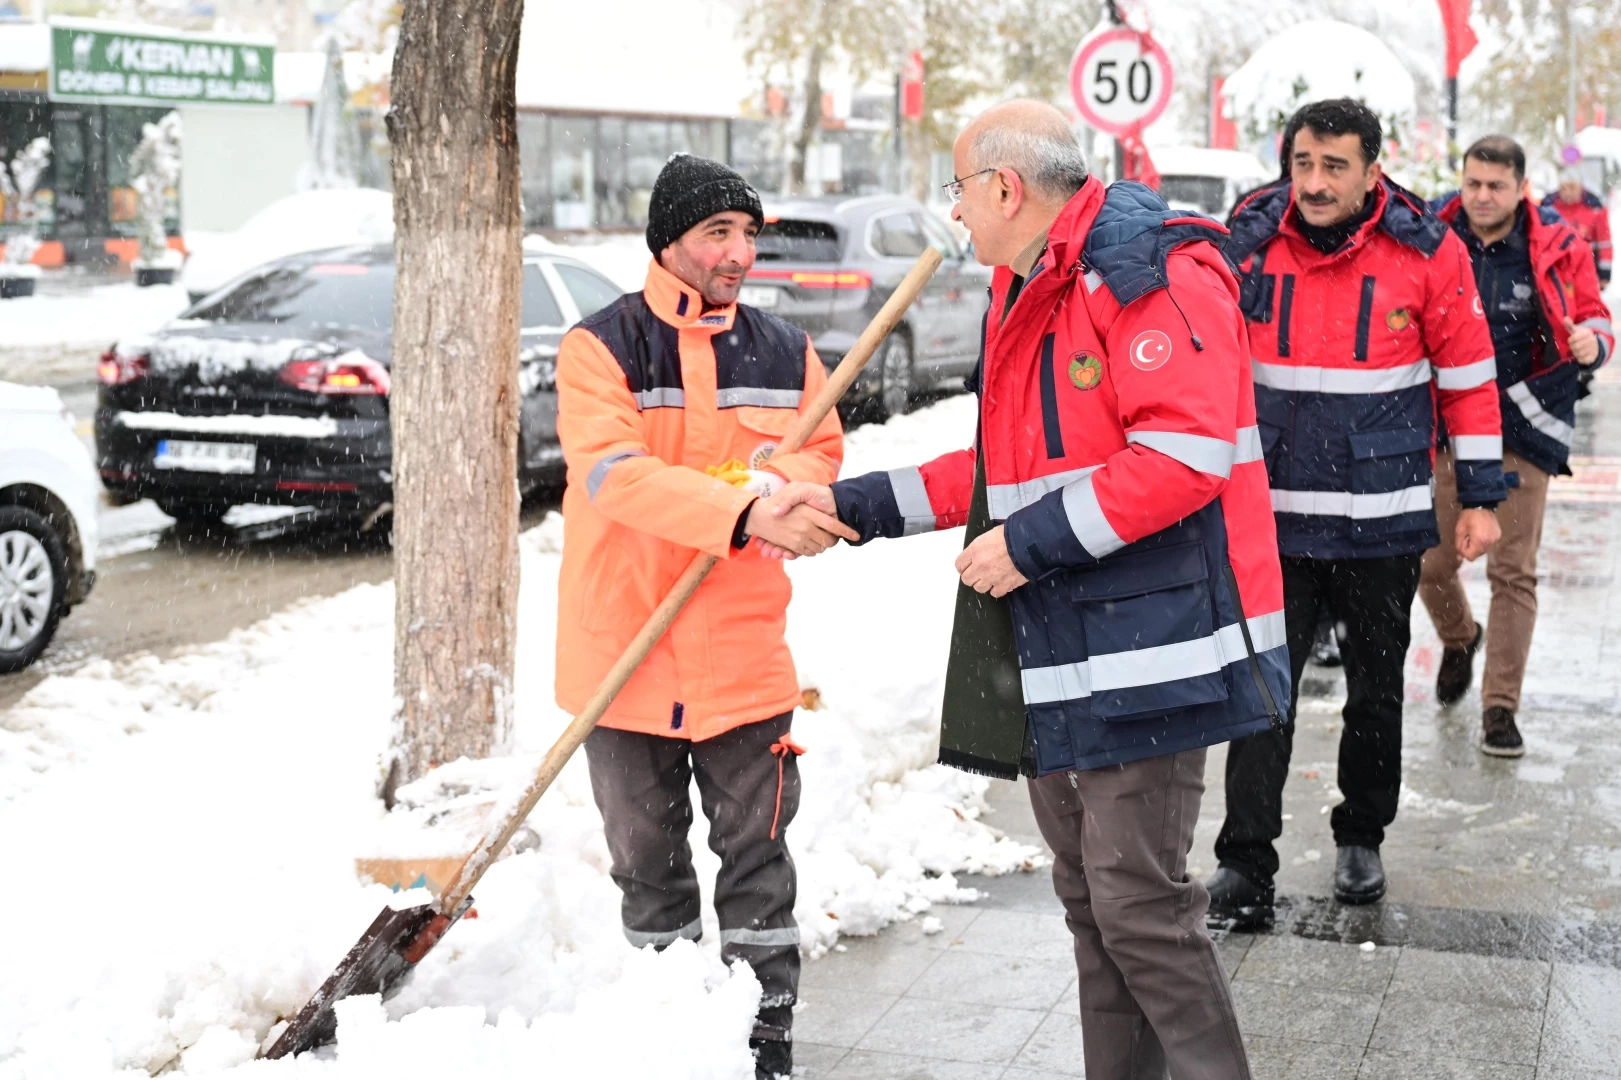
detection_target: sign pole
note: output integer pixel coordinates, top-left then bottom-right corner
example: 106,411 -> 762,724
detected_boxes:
1106,0 -> 1125,183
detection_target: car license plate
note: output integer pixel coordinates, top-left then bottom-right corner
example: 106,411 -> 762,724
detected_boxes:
154,439 -> 257,475
738,285 -> 780,308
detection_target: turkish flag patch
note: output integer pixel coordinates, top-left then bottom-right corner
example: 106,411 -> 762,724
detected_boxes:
1129,329 -> 1173,371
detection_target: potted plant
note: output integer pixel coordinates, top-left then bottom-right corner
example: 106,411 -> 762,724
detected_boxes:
0,137 -> 51,299
130,112 -> 184,287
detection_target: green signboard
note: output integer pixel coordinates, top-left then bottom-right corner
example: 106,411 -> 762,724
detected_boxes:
49,23 -> 275,107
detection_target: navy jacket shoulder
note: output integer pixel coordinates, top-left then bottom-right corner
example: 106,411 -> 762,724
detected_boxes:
1081,180 -> 1231,305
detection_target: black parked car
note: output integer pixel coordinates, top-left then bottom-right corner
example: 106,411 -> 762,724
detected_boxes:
94,244 -> 623,526
747,195 -> 989,418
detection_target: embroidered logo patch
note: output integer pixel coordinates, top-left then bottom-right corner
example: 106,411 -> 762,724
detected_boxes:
1129,330 -> 1173,371
1385,308 -> 1412,332
1068,352 -> 1103,390
749,441 -> 778,470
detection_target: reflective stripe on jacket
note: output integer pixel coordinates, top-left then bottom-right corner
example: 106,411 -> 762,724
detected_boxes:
1226,178 -> 1506,560
554,259 -> 844,740
1434,192 -> 1615,476
832,178 -> 1291,776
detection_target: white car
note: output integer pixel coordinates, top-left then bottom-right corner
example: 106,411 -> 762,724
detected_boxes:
0,381 -> 99,672
181,188 -> 395,304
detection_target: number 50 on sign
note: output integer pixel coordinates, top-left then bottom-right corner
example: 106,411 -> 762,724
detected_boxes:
1069,28 -> 1174,137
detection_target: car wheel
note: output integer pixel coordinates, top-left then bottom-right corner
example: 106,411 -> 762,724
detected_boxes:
0,506 -> 69,674
877,333 -> 914,420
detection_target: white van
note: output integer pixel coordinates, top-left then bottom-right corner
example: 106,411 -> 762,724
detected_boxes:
1152,147 -> 1273,221
0,382 -> 99,671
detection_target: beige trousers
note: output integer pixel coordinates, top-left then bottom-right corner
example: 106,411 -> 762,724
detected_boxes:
1419,448 -> 1552,712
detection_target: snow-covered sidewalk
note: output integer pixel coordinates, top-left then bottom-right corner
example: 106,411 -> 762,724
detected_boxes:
0,394 -> 1039,1079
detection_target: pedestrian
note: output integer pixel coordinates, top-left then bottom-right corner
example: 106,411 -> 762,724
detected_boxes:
552,153 -> 857,1080
1541,166 -> 1612,288
777,99 -> 1287,1080
1424,137 -> 1614,755
1209,98 -> 1506,925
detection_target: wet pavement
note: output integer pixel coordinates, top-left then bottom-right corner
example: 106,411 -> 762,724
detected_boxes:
791,375 -> 1621,1078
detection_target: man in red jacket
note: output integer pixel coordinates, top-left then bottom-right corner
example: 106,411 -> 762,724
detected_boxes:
1542,167 -> 1612,288
1211,99 -> 1504,926
1426,138 -> 1613,755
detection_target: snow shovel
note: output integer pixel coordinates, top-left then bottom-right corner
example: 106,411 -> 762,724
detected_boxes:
261,245 -> 945,1059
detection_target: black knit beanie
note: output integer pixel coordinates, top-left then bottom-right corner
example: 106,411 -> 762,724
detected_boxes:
645,153 -> 764,256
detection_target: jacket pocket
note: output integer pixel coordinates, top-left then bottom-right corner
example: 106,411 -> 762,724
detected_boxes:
580,540 -> 631,635
1347,426 -> 1434,542
1071,541 -> 1230,721
734,405 -> 798,438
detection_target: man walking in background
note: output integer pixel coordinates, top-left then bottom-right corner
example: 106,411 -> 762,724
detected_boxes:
554,154 -> 855,1080
1426,137 -> 1614,755
777,99 -> 1287,1080
1210,99 -> 1505,925
1542,166 -> 1612,288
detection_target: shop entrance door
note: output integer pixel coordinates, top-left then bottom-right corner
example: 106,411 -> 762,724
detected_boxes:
50,106 -> 110,263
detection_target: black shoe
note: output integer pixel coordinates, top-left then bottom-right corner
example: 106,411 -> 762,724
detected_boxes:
751,1038 -> 792,1080
1436,625 -> 1483,705
1481,705 -> 1526,757
1334,845 -> 1386,905
1204,866 -> 1275,930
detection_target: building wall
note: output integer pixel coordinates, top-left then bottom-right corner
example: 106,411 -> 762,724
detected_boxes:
179,103 -> 308,233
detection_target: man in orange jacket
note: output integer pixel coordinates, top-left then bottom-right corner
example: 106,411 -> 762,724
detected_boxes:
554,154 -> 854,1080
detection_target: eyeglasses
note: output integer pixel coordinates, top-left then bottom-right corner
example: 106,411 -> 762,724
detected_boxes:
942,167 -> 998,204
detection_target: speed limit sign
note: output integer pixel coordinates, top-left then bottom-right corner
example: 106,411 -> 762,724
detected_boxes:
1069,28 -> 1173,136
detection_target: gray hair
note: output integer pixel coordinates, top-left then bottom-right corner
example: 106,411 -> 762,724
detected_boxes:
968,116 -> 1089,201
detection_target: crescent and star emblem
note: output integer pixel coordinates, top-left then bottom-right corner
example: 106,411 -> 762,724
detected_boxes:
1129,330 -> 1173,371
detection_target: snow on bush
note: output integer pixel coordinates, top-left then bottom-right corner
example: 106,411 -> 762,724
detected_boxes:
129,112 -> 184,271
0,394 -> 1040,1077
0,136 -> 51,275
1221,20 -> 1416,145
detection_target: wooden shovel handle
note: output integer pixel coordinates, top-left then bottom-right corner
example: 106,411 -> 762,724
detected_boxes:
438,245 -> 944,915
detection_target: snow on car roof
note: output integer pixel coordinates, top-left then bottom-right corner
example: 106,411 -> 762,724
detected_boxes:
1150,146 -> 1270,182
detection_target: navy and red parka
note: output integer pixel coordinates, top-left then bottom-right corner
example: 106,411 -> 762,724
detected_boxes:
1225,178 -> 1507,560
1433,191 -> 1615,477
1540,188 -> 1613,286
831,178 -> 1291,777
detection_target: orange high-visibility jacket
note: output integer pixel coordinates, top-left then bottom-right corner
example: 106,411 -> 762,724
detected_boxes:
554,259 -> 844,740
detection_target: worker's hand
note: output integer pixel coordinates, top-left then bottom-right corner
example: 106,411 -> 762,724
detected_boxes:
748,486 -> 857,560
768,481 -> 839,517
1456,507 -> 1502,562
954,525 -> 1029,598
1564,317 -> 1601,366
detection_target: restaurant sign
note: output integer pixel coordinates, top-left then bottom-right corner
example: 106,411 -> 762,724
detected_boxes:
50,23 -> 275,107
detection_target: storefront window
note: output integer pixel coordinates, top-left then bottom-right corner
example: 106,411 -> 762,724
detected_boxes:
550,116 -> 595,230
518,112 -> 552,229
105,106 -> 177,238
0,98 -> 51,236
595,116 -> 627,228
623,119 -> 667,227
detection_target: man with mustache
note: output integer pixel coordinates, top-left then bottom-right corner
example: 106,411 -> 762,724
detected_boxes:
1209,99 -> 1505,925
1423,137 -> 1613,755
553,153 -> 856,1080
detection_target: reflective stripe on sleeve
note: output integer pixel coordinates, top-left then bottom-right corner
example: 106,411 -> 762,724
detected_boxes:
1580,316 -> 1613,336
1020,610 -> 1287,705
717,387 -> 803,409
634,387 -> 685,410
1434,355 -> 1498,391
1061,473 -> 1125,558
719,926 -> 801,947
887,466 -> 936,535
624,918 -> 702,948
1269,485 -> 1433,519
986,465 -> 1100,519
1252,358 -> 1431,394
1505,381 -> 1574,446
1126,429 -> 1237,478
1450,434 -> 1502,460
587,449 -> 647,500
1234,425 -> 1264,464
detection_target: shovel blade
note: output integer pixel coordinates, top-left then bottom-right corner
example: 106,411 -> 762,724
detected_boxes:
261,898 -> 467,1059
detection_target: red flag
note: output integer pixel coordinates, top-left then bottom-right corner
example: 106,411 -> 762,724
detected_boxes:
901,51 -> 924,120
1121,132 -> 1160,190
1437,0 -> 1478,79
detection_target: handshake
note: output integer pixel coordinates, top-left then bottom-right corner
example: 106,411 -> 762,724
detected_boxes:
743,480 -> 1031,599
745,482 -> 856,560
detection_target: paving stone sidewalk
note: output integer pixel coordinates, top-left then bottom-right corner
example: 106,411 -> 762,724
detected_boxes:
790,379 -> 1621,1079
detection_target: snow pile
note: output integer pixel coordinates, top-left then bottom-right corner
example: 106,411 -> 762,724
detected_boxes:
121,333 -> 319,381
0,394 -> 1037,1077
180,189 -> 394,300
1221,20 -> 1417,142
527,233 -> 650,292
115,411 -> 341,439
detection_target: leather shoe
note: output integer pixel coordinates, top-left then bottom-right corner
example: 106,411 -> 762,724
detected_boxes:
1204,866 -> 1275,930
1481,705 -> 1526,757
1436,625 -> 1483,705
1334,845 -> 1386,905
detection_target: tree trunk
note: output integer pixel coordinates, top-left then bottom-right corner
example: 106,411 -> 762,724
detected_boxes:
381,0 -> 524,803
789,0 -> 829,195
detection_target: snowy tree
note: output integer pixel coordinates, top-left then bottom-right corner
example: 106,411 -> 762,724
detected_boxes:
128,112 -> 183,270
1474,0 -> 1621,160
298,37 -> 363,191
0,137 -> 51,274
334,0 -> 402,54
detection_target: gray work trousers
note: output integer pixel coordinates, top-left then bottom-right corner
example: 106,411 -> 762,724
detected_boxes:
584,712 -> 801,1042
1029,748 -> 1251,1080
